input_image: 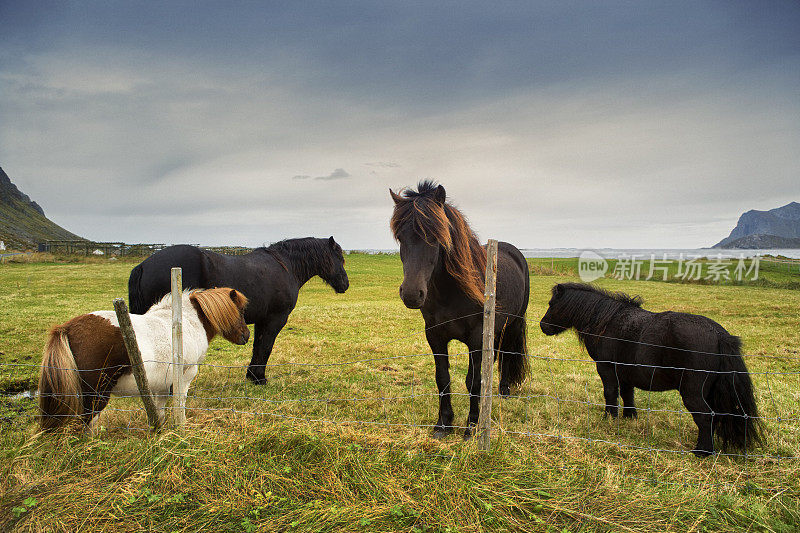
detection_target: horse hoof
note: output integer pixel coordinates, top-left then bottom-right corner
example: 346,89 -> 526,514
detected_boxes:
622,410 -> 638,419
463,428 -> 472,440
499,384 -> 510,398
245,373 -> 267,385
431,427 -> 453,440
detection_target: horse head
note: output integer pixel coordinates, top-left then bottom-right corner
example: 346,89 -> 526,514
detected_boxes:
390,182 -> 450,309
540,283 -> 571,335
190,288 -> 251,345
320,236 -> 349,294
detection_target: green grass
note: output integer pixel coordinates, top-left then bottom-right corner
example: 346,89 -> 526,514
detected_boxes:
1,254 -> 799,532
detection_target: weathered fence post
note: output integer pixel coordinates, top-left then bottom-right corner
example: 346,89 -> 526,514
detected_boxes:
113,298 -> 162,431
477,239 -> 499,451
171,267 -> 186,430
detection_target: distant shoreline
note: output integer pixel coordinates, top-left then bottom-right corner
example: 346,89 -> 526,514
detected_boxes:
349,248 -> 800,259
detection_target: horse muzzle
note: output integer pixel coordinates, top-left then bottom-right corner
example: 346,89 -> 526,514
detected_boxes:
399,285 -> 426,309
539,321 -> 566,336
335,278 -> 349,293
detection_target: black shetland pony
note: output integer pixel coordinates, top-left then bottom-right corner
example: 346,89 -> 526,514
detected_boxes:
129,237 -> 349,384
390,181 -> 530,439
540,282 -> 763,457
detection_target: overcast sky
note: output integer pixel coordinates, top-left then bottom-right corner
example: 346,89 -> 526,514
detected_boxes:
1,1 -> 798,249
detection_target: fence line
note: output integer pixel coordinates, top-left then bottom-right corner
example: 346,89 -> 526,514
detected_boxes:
5,340 -> 796,491
28,385 -> 798,424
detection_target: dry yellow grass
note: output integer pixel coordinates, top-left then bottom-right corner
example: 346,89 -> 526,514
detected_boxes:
1,254 -> 798,531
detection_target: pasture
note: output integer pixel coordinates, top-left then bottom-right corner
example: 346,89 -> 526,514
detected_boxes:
1,254 -> 799,532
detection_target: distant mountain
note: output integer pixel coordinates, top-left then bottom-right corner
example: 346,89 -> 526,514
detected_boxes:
0,166 -> 85,251
713,202 -> 800,249
716,234 -> 800,249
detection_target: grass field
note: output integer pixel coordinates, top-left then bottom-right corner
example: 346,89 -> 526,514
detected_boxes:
1,254 -> 798,532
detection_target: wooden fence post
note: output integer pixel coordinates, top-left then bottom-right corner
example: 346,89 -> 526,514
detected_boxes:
113,298 -> 162,431
171,268 -> 186,430
477,239 -> 499,451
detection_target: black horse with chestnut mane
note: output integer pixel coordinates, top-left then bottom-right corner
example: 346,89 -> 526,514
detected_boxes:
540,282 -> 763,457
128,237 -> 349,384
390,181 -> 530,439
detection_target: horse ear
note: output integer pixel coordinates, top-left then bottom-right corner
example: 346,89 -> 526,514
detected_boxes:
389,188 -> 403,205
554,284 -> 565,297
229,289 -> 238,303
328,236 -> 336,248
434,184 -> 446,204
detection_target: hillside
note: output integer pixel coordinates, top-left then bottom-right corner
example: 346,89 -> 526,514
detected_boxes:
0,166 -> 84,250
715,233 -> 800,249
713,201 -> 800,248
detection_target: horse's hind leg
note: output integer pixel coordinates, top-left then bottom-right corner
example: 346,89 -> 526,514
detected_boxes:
620,382 -> 637,419
596,362 -> 619,418
498,350 -> 512,398
497,328 -> 517,398
680,375 -> 714,457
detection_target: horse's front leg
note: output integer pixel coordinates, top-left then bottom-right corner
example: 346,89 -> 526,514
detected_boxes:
620,382 -> 637,419
463,343 -> 483,440
246,322 -> 269,384
179,364 -> 199,399
246,315 -> 288,384
596,362 -> 619,418
428,333 -> 454,439
153,391 -> 169,430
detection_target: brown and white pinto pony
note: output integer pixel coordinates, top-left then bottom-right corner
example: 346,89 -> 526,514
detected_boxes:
38,288 -> 249,431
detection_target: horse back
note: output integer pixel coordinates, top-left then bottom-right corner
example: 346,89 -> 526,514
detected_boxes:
204,250 -> 298,321
129,245 -> 210,313
604,310 -> 731,391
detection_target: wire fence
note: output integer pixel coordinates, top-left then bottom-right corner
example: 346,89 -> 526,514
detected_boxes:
3,308 -> 798,493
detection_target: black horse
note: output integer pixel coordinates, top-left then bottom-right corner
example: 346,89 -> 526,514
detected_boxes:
540,282 -> 763,457
390,181 -> 530,439
129,237 -> 349,383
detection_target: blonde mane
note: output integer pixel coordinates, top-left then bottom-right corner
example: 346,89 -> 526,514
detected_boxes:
189,288 -> 248,336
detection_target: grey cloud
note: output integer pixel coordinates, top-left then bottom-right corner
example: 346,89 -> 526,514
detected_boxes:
316,168 -> 350,180
291,169 -> 351,181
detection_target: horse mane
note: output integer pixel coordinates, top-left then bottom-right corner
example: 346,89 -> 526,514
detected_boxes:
390,180 -> 487,304
554,282 -> 643,342
260,237 -> 340,280
188,288 -> 248,337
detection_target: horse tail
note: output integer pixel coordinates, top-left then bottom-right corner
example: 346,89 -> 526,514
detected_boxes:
128,263 -> 146,314
708,334 -> 764,452
38,326 -> 82,431
498,314 -> 529,388
502,255 -> 530,388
